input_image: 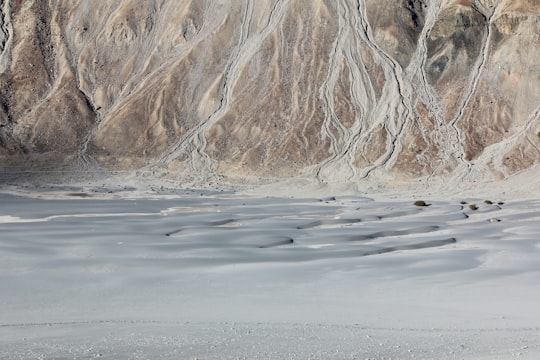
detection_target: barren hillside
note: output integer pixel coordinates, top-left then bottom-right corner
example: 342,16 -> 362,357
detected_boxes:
0,0 -> 539,185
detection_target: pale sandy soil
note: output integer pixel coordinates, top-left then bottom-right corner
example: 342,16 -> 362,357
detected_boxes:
0,176 -> 539,359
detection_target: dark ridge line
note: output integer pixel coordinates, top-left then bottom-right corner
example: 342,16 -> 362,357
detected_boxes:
296,218 -> 362,229
259,238 -> 294,249
165,229 -> 182,237
165,219 -> 239,236
210,218 -> 238,226
361,238 -> 457,257
348,225 -> 440,241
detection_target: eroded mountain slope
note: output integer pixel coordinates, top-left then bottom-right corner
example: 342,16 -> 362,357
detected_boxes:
0,0 -> 538,184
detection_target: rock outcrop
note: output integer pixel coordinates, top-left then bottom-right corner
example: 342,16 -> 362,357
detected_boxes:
0,0 -> 538,184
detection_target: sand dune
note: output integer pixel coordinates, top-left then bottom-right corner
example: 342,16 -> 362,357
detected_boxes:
1,189 -> 539,358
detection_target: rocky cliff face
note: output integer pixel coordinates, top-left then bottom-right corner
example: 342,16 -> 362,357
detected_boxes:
0,0 -> 539,185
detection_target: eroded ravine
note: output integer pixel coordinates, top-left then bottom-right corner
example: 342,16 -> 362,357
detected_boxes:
351,0 -> 414,179
0,0 -> 538,185
447,4 -> 499,182
155,0 -> 291,176
0,0 -> 13,73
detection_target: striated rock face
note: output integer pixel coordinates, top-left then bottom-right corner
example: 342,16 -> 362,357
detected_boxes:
0,0 -> 538,184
